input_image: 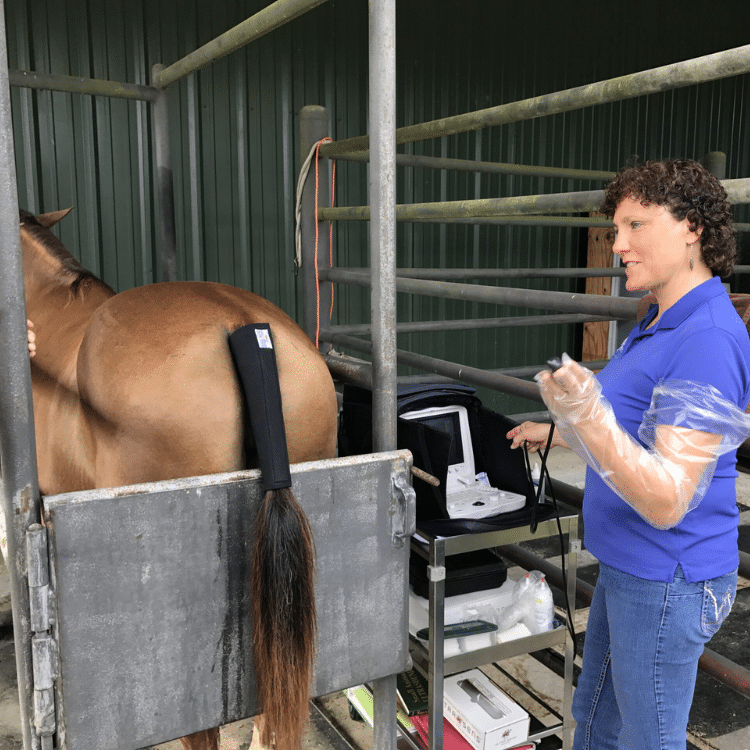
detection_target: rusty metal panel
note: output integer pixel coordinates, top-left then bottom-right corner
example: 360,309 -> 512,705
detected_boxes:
43,451 -> 415,750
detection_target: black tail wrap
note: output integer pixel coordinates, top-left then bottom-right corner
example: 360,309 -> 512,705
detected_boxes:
229,324 -> 292,491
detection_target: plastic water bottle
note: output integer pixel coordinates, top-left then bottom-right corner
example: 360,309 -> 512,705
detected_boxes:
513,572 -> 531,599
534,574 -> 555,633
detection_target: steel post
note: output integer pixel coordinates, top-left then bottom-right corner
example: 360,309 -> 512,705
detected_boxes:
299,105 -> 332,349
151,65 -> 178,282
321,44 -> 750,155
368,2 -> 399,748
0,8 -> 41,749
702,151 -> 727,180
368,0 -> 397,455
152,0 -> 329,88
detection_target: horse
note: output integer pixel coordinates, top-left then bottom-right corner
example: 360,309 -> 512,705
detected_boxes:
20,208 -> 339,750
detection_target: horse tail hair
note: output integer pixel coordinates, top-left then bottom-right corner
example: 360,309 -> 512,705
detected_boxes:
252,486 -> 316,750
228,323 -> 316,750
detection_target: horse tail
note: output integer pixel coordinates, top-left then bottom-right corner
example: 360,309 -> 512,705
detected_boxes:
228,323 -> 316,750
252,486 -> 316,750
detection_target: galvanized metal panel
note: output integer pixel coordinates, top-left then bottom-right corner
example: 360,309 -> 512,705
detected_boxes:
43,451 -> 414,750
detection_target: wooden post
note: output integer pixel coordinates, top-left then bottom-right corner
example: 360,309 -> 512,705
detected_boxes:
582,212 -> 616,363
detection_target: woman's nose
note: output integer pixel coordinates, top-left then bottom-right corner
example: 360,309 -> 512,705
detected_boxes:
612,231 -> 626,256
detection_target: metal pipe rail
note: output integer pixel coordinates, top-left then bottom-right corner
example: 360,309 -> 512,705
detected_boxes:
330,313 -> 612,336
319,177 -> 750,223
8,70 -> 158,101
410,214 -> 613,227
321,44 -> 750,156
334,151 -> 615,182
321,267 -> 641,318
413,218 -> 747,232
497,542 -> 750,701
322,330 -> 541,402
152,0 -> 329,88
339,266 -> 626,280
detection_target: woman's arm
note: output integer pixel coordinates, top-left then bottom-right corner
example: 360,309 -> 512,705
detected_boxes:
537,356 -> 745,529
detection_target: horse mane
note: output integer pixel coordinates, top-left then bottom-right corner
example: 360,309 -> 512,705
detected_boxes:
20,209 -> 114,296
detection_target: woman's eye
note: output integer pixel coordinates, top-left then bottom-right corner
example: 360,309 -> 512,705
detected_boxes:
631,221 -> 642,229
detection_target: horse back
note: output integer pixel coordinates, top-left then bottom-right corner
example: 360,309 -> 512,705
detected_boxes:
74,282 -> 337,491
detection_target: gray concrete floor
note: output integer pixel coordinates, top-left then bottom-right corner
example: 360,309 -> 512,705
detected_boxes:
0,448 -> 748,750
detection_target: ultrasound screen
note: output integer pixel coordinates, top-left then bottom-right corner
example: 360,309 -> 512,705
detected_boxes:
416,412 -> 464,465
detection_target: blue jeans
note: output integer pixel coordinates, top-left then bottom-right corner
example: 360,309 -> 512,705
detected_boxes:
572,562 -> 737,750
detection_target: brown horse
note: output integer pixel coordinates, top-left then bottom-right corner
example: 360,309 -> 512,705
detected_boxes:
21,208 -> 338,750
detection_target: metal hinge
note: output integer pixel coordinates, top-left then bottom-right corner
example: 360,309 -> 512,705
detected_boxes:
391,471 -> 416,547
26,524 -> 58,743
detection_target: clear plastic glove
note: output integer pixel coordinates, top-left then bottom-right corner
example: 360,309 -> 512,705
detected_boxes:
535,354 -> 750,529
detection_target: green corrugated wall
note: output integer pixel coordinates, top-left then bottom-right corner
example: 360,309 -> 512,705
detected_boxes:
6,0 -> 750,413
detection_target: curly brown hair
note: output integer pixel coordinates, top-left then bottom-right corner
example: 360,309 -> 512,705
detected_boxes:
601,159 -> 736,278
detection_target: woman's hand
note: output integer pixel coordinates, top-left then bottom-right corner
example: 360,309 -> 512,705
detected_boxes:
506,421 -> 566,453
535,353 -> 601,424
27,320 -> 36,358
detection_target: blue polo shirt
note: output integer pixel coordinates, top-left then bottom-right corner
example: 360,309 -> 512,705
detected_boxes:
584,276 -> 750,582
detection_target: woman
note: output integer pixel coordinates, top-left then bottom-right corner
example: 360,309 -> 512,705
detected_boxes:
507,159 -> 750,750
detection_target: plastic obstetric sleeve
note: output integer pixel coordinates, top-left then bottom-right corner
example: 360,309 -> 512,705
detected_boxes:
537,355 -> 750,529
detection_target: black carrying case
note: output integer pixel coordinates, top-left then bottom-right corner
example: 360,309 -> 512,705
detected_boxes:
338,382 -> 555,537
409,547 -> 508,598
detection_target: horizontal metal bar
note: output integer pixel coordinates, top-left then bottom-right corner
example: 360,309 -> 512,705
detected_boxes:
333,266 -> 624,280
329,313 -> 612,336
9,69 -> 158,102
322,268 -> 640,318
722,178 -> 750,207
321,331 -> 541,402
153,0 -> 329,88
318,188 -> 604,222
498,541 -> 750,700
333,151 -> 615,182
324,353 -> 373,390
409,214 -> 613,228
322,45 -> 750,155
319,177 -> 750,223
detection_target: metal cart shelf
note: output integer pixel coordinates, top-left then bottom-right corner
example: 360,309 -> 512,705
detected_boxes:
409,509 -> 579,750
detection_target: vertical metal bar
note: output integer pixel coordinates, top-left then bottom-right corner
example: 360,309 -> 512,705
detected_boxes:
368,0 -> 397,455
0,4 -> 42,748
427,539 -> 446,750
702,151 -> 727,180
563,523 -> 579,750
298,105 -> 332,350
151,64 -> 177,282
369,2 -> 398,750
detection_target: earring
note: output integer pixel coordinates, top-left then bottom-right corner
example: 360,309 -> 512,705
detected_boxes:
689,244 -> 694,271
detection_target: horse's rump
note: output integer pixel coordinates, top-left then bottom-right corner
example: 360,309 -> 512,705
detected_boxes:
69,281 -> 336,490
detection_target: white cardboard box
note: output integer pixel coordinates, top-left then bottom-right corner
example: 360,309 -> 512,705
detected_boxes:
443,669 -> 529,750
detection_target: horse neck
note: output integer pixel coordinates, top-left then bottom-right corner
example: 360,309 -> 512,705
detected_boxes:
23,241 -> 114,392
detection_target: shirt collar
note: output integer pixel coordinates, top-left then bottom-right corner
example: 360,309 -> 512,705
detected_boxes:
639,276 -> 725,334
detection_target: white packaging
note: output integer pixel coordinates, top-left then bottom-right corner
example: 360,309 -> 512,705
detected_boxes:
443,669 -> 529,750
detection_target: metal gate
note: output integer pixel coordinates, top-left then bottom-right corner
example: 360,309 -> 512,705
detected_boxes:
31,451 -> 414,749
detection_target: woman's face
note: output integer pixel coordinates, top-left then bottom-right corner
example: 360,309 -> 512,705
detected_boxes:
612,196 -> 699,299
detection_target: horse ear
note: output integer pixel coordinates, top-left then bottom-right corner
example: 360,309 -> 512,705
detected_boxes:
35,207 -> 73,228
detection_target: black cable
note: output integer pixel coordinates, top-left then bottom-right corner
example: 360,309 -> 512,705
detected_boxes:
523,423 -> 579,657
